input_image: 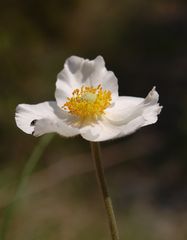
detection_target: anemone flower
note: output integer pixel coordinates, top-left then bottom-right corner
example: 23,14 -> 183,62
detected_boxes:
15,56 -> 162,141
15,56 -> 162,240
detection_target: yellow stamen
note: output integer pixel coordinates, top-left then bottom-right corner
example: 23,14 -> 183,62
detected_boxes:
63,85 -> 112,119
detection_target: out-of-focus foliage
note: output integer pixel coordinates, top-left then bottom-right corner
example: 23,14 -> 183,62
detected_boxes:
0,0 -> 187,239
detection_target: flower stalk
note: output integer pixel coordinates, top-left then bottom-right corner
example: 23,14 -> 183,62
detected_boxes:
90,142 -> 119,240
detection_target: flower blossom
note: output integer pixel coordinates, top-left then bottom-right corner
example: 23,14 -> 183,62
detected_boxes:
15,56 -> 162,142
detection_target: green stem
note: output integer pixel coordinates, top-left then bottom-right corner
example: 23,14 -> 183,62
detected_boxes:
0,134 -> 54,240
90,142 -> 119,240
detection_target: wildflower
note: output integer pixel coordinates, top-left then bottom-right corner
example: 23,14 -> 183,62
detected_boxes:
15,56 -> 162,142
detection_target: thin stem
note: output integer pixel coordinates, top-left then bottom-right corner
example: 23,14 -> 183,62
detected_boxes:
0,134 -> 54,240
90,142 -> 119,240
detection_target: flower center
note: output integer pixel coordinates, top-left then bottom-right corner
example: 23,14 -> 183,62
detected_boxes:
63,85 -> 112,119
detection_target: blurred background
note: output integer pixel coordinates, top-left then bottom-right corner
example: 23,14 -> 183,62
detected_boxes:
0,0 -> 187,239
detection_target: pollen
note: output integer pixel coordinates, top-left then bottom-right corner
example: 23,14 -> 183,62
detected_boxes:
63,85 -> 112,119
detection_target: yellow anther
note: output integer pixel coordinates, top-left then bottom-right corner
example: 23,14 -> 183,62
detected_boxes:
63,85 -> 112,119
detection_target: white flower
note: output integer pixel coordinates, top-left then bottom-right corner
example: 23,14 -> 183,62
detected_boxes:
15,56 -> 162,142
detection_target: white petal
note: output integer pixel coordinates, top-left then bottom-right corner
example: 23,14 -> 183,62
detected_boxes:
15,101 -> 79,137
55,56 -> 86,107
106,96 -> 144,123
55,56 -> 119,107
87,56 -> 119,102
80,119 -> 121,142
105,87 -> 162,137
117,116 -> 146,137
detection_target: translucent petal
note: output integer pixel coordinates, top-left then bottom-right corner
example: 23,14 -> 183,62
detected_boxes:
80,119 -> 121,142
55,56 -> 119,107
105,87 -> 162,138
15,101 -> 79,137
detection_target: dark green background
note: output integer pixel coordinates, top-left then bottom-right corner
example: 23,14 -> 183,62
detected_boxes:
0,1 -> 187,239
